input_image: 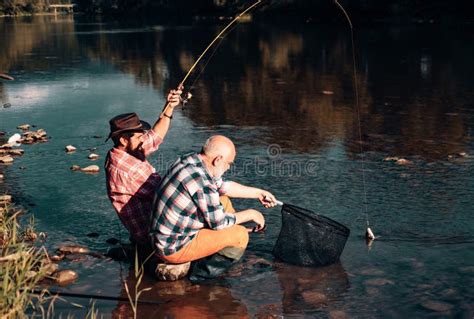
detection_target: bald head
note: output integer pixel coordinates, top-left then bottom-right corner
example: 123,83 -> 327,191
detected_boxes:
201,135 -> 236,158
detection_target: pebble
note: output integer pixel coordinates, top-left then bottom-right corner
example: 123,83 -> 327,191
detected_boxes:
364,278 -> 395,286
88,153 -> 99,160
55,269 -> 79,286
81,165 -> 100,173
420,300 -> 453,312
17,124 -> 30,130
0,155 -> 14,163
65,145 -> 77,152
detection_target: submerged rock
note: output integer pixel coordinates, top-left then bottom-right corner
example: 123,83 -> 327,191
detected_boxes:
54,269 -> 78,286
65,145 -> 77,153
70,165 -> 81,171
364,278 -> 395,286
3,103 -> 12,108
301,290 -> 328,305
421,300 -> 453,312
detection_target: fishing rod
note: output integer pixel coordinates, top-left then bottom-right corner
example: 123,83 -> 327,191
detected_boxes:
30,288 -> 169,305
159,0 -> 263,119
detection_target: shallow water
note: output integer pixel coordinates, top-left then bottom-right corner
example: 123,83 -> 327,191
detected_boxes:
1,15 -> 474,317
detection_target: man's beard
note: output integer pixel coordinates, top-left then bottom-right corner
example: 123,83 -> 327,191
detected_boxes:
127,143 -> 144,159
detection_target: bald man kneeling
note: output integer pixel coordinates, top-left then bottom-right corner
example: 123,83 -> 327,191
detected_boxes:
151,135 -> 277,280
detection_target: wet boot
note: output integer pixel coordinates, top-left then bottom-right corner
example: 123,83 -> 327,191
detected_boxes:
188,246 -> 245,281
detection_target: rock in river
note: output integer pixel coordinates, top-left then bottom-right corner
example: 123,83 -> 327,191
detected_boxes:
54,269 -> 79,286
65,145 -> 77,152
81,165 -> 100,173
17,124 -> 30,130
88,153 -> 99,160
0,155 -> 14,163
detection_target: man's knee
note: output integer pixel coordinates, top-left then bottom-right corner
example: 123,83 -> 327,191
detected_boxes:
232,225 -> 249,249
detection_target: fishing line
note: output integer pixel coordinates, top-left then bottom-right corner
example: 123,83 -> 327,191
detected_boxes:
333,1 -> 371,230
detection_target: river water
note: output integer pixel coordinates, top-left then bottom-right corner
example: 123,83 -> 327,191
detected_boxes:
1,15 -> 474,318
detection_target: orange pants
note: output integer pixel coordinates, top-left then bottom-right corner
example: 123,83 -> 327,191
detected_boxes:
160,196 -> 249,264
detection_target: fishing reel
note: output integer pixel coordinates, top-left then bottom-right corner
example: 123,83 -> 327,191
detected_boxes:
180,91 -> 193,108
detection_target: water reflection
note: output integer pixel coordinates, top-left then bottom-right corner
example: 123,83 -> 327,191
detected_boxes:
112,268 -> 248,319
1,17 -> 473,160
274,262 -> 349,316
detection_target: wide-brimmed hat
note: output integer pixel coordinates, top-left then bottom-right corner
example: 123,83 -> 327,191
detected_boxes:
106,112 -> 151,141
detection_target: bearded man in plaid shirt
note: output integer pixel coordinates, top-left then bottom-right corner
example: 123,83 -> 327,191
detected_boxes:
151,135 -> 278,279
105,87 -> 182,248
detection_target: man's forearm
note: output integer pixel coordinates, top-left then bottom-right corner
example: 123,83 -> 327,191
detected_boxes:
225,181 -> 262,199
152,113 -> 172,139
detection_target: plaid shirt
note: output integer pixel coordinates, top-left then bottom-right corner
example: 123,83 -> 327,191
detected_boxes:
151,153 -> 236,256
105,130 -> 162,245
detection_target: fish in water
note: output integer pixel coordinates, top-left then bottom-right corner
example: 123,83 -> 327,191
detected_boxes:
366,227 -> 375,241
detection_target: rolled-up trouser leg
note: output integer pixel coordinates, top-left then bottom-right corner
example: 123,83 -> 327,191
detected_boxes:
160,225 -> 249,264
